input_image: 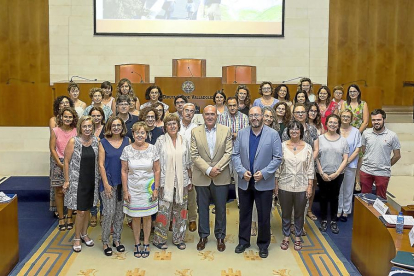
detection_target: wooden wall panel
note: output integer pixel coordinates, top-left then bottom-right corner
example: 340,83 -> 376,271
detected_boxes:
0,0 -> 50,126
328,0 -> 414,106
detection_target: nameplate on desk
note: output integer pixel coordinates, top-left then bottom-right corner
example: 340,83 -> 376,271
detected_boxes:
409,227 -> 414,247
373,198 -> 388,216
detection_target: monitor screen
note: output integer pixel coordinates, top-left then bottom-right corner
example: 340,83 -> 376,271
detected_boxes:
94,0 -> 284,37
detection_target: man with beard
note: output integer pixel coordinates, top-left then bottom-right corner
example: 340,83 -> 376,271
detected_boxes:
232,106 -> 282,258
191,105 -> 232,252
360,109 -> 401,199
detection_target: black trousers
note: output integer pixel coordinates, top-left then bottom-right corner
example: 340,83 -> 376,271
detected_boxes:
195,182 -> 229,239
316,173 -> 344,221
238,181 -> 273,250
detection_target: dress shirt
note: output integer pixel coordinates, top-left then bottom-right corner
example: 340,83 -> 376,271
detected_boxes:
205,124 -> 217,175
179,120 -> 197,142
249,127 -> 262,173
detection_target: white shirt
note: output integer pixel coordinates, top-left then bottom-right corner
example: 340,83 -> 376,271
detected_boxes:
179,120 -> 197,142
205,124 -> 217,175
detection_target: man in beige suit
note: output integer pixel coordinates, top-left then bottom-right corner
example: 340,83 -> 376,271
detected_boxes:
191,105 -> 232,252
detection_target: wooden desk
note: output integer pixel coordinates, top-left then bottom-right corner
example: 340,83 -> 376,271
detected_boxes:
0,196 -> 19,276
351,197 -> 414,276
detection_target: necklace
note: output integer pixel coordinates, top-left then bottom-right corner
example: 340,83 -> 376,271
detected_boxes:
290,141 -> 301,151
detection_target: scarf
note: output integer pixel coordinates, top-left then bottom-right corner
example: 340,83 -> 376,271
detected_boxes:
164,133 -> 184,204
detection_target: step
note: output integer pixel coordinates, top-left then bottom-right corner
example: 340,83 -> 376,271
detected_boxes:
0,151 -> 50,176
0,127 -> 49,151
387,176 -> 414,212
386,123 -> 414,134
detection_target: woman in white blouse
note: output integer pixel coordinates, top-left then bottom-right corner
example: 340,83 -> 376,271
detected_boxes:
275,120 -> 314,251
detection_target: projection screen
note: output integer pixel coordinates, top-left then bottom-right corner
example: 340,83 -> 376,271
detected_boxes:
94,0 -> 284,37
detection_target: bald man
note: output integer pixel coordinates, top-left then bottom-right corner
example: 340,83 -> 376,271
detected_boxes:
191,105 -> 232,252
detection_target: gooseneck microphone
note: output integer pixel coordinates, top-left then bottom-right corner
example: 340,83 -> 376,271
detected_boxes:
187,66 -> 194,77
233,66 -> 238,84
131,71 -> 144,83
282,77 -> 304,83
70,76 -> 98,82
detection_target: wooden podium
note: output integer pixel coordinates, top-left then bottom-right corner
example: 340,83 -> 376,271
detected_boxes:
0,196 -> 19,276
172,59 -> 206,77
222,65 -> 256,84
154,77 -> 221,110
115,64 -> 150,84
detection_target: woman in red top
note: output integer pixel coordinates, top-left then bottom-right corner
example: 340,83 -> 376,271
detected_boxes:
317,86 -> 338,130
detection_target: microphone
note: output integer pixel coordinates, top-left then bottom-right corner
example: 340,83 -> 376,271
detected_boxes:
233,66 -> 237,84
340,79 -> 368,87
282,77 -> 304,83
70,76 -> 98,82
131,71 -> 144,83
5,78 -> 35,84
187,66 -> 194,77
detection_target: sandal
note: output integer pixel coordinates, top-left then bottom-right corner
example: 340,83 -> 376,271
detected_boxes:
174,242 -> 186,250
103,244 -> 112,256
153,242 -> 168,250
280,239 -> 289,250
301,228 -> 307,236
294,240 -> 302,251
58,216 -> 66,231
90,215 -> 97,227
113,241 -> 125,252
80,234 -> 94,247
134,243 -> 142,258
142,244 -> 150,258
66,216 -> 73,230
307,212 -> 317,221
73,238 -> 82,253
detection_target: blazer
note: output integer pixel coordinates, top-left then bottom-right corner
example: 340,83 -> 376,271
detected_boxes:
232,125 -> 282,191
191,124 -> 233,186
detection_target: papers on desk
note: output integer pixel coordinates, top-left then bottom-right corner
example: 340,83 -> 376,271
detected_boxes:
0,192 -> 16,203
383,215 -> 414,226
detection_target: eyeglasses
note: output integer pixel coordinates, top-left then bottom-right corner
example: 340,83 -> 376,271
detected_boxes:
294,111 -> 306,115
248,114 -> 262,119
166,122 -> 178,127
262,87 -> 272,91
60,101 -> 70,105
184,109 -> 195,114
118,103 -> 129,106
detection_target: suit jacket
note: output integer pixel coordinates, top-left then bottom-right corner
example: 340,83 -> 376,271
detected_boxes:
191,124 -> 233,186
232,125 -> 282,191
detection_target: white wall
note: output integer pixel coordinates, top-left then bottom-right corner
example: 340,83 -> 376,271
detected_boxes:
49,0 -> 329,84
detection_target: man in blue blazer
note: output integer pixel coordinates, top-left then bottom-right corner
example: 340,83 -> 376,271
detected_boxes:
232,106 -> 282,258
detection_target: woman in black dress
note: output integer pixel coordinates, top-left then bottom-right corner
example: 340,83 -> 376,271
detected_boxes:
63,116 -> 99,252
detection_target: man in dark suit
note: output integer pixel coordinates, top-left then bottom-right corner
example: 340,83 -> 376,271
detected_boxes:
232,106 -> 282,258
191,105 -> 232,252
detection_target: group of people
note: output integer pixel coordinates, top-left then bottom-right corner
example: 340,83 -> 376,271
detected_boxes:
48,77 -> 401,259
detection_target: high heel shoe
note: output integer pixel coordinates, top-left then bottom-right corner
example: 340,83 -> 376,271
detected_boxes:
113,241 -> 125,252
103,244 -> 112,256
73,238 -> 81,252
58,216 -> 66,231
80,234 -> 94,247
66,216 -> 73,230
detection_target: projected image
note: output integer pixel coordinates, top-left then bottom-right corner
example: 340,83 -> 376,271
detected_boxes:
95,0 -> 284,36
